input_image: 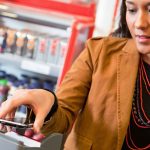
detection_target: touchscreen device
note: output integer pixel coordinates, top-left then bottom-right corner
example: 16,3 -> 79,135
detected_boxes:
0,119 -> 33,128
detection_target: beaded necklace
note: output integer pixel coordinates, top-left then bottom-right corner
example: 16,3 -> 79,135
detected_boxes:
124,58 -> 150,149
132,61 -> 150,127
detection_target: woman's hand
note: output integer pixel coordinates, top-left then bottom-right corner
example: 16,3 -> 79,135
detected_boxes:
0,89 -> 55,133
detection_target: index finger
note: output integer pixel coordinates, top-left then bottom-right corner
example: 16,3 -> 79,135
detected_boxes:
0,89 -> 32,118
0,100 -> 13,118
0,99 -> 18,118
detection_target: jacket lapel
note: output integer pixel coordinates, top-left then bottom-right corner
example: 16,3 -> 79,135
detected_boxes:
116,39 -> 140,149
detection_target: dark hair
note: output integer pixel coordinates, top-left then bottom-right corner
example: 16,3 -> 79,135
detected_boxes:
112,0 -> 132,38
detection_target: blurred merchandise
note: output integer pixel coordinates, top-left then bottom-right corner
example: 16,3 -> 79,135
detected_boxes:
56,38 -> 68,65
0,70 -> 6,79
25,34 -> 35,58
0,28 -> 68,66
5,74 -> 18,85
0,0 -> 95,90
46,37 -> 60,64
27,77 -> 42,89
0,69 -> 56,114
5,29 -> 16,53
34,36 -> 48,62
0,0 -> 95,118
20,74 -> 30,88
0,79 -> 9,103
0,28 -> 7,53
15,32 -> 26,56
43,80 -> 55,91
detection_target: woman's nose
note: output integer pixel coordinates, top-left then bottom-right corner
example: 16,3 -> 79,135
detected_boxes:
135,11 -> 148,29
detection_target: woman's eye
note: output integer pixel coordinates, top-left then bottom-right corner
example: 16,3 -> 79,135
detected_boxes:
127,9 -> 137,14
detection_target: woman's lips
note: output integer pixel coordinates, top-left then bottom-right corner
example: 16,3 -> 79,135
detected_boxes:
136,35 -> 150,43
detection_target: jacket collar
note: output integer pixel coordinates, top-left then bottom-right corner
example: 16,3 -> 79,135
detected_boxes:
122,38 -> 139,55
117,38 -> 140,149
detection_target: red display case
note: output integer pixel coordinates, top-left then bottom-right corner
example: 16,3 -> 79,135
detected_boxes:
0,0 -> 96,86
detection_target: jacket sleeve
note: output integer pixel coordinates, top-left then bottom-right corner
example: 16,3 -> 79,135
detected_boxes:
28,38 -> 103,136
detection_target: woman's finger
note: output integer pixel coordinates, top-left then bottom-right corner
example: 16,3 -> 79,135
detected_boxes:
0,100 -> 16,118
24,129 -> 34,137
32,133 -> 45,142
5,113 -> 14,132
0,90 -> 30,118
33,112 -> 45,133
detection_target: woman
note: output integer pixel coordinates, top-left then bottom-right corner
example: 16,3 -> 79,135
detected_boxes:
0,0 -> 149,149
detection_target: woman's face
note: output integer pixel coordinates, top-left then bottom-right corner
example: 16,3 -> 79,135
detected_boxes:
126,0 -> 150,54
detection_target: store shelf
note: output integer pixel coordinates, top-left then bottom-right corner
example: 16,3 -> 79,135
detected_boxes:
0,2 -> 74,29
0,53 -> 62,77
0,0 -> 95,86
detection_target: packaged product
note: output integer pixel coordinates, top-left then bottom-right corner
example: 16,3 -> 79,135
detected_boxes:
5,29 -> 16,53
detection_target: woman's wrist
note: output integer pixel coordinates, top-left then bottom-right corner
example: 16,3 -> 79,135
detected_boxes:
43,89 -> 58,121
25,89 -> 58,124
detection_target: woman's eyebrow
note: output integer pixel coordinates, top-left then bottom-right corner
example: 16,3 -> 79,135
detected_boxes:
125,1 -> 150,7
125,1 -> 134,5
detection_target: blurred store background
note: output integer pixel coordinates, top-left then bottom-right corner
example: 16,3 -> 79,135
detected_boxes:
0,0 -> 121,117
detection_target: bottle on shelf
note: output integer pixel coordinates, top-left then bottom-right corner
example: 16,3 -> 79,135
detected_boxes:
15,32 -> 26,56
56,38 -> 68,66
0,28 -> 7,53
46,36 -> 61,64
24,34 -> 35,59
5,29 -> 16,53
34,35 -> 48,62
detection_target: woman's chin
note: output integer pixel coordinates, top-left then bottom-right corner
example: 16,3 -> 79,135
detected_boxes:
136,43 -> 150,55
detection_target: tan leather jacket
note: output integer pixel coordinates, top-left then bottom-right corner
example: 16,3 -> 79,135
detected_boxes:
41,36 -> 140,150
